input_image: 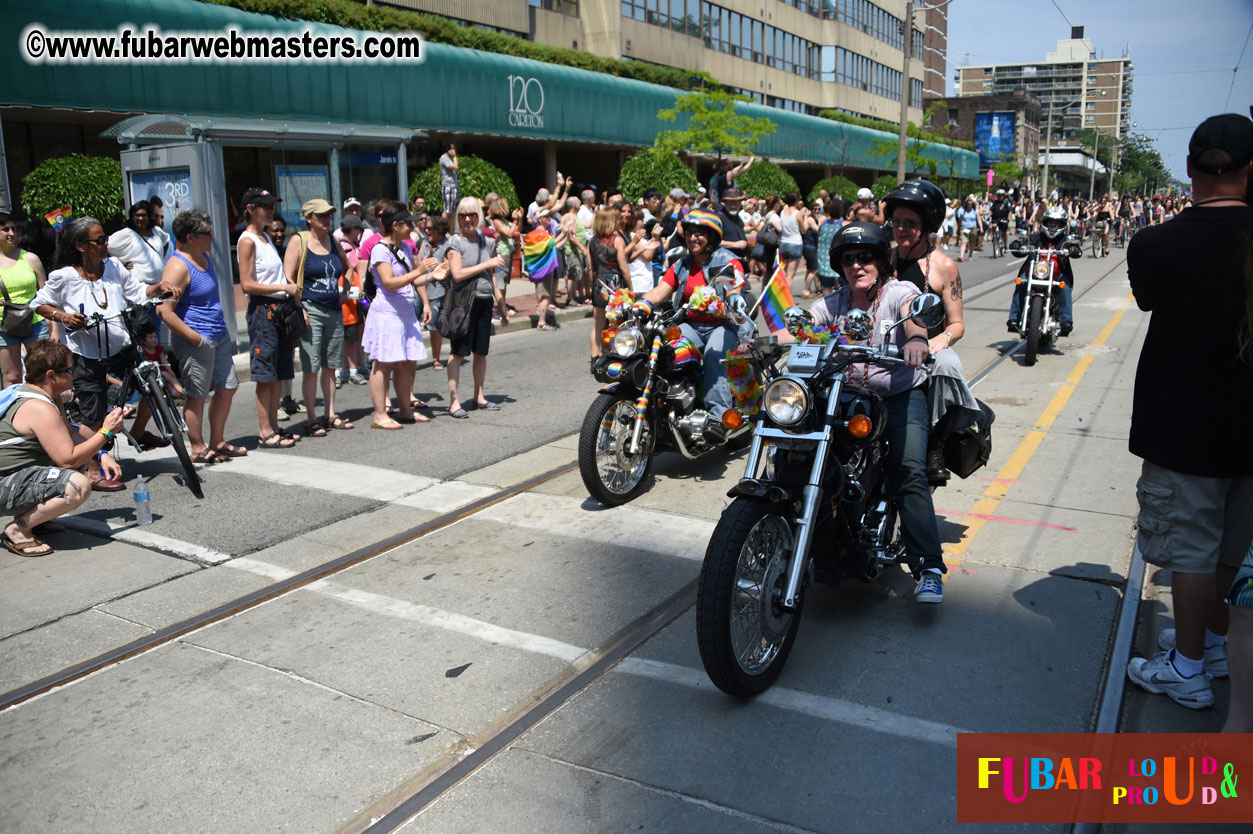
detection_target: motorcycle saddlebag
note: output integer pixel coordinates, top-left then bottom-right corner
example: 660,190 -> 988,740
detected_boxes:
943,400 -> 996,479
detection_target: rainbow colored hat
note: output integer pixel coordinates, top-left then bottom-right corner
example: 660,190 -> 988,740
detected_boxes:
682,209 -> 723,237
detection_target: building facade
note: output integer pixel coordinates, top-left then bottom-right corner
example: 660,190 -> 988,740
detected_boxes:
924,89 -> 1041,191
381,0 -> 946,124
954,27 -> 1132,152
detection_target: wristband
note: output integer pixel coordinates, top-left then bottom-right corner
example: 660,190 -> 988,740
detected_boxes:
907,334 -> 929,345
98,428 -> 113,440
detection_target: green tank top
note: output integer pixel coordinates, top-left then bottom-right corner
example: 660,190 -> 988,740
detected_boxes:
0,250 -> 46,323
0,386 -> 57,475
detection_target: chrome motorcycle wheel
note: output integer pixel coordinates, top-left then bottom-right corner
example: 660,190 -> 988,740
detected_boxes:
578,393 -> 654,506
697,497 -> 804,697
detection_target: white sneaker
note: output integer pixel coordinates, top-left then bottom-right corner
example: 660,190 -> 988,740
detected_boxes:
1156,629 -> 1228,678
1127,650 -> 1214,709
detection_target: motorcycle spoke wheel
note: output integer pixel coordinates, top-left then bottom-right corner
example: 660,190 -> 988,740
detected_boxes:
578,393 -> 653,506
728,515 -> 794,674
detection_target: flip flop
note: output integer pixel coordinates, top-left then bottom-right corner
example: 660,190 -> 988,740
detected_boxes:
370,419 -> 404,430
448,407 -> 469,419
258,432 -> 297,449
3,534 -> 52,557
470,400 -> 502,411
213,443 -> 248,457
396,413 -> 431,424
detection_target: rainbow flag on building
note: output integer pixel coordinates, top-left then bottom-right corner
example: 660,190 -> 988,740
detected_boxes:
44,206 -> 72,232
521,228 -> 558,281
759,253 -> 795,332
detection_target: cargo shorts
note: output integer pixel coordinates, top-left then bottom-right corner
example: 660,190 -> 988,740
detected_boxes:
1135,460 -> 1253,575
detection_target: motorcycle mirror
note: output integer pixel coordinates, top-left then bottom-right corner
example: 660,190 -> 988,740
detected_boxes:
665,246 -> 688,262
908,293 -> 945,330
783,306 -> 811,336
709,264 -> 740,284
843,308 -> 873,340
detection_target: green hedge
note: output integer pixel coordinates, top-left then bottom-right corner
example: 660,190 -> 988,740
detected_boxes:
817,110 -> 975,151
617,149 -> 699,202
870,174 -> 899,200
733,161 -> 799,201
22,154 -> 124,225
807,176 -> 859,205
409,156 -> 518,211
209,0 -> 703,91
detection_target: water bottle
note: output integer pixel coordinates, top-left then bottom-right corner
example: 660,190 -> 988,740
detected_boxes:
133,474 -> 152,526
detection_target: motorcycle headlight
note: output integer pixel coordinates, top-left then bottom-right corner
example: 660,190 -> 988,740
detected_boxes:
612,327 -> 642,357
763,378 -> 810,427
1033,261 -> 1051,280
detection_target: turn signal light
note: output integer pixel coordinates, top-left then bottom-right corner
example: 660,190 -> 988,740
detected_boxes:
722,409 -> 745,431
1015,277 -> 1023,285
847,414 -> 873,439
1058,281 -> 1067,289
665,326 -> 683,343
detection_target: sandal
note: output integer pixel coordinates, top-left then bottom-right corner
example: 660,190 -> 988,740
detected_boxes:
278,427 -> 302,442
410,397 -> 428,409
258,432 -> 297,449
324,415 -> 354,430
536,323 -> 558,331
395,413 -> 431,424
432,360 -> 444,371
469,400 -> 502,411
3,533 -> 52,557
192,448 -> 230,464
448,406 -> 469,419
370,419 -> 404,430
213,443 -> 248,457
303,420 -> 328,438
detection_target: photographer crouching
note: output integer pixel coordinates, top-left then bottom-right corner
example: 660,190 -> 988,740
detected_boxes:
0,340 -> 122,557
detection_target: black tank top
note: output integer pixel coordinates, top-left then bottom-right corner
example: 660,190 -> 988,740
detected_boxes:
895,253 -> 945,338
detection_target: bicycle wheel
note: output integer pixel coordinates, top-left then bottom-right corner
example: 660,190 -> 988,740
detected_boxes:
1090,230 -> 1100,258
144,368 -> 203,499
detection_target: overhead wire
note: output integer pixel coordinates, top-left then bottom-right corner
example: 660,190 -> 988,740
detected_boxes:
1223,19 -> 1253,111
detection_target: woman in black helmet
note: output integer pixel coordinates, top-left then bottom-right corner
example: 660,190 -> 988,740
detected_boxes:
783,222 -> 947,603
883,179 -> 980,485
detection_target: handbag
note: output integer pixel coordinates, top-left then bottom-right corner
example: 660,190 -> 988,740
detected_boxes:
272,296 -> 307,342
943,400 -> 996,479
756,219 -> 780,248
0,280 -> 33,337
436,276 -> 475,340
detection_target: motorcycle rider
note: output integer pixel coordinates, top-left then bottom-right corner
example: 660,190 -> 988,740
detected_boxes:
882,179 -> 980,486
779,223 -> 947,602
636,209 -> 747,443
1008,205 -> 1075,336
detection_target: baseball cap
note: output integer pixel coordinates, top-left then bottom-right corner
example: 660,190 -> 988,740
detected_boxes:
242,187 -> 280,206
301,198 -> 334,216
857,187 -> 873,200
381,207 -> 415,226
668,187 -> 690,200
697,186 -> 708,195
340,214 -> 364,230
342,197 -> 361,210
1188,113 -> 1253,175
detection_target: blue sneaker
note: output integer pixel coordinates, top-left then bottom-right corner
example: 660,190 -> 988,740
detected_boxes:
915,573 -> 943,604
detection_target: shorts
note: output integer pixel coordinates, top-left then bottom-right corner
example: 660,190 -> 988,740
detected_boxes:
592,273 -> 622,309
565,251 -> 585,281
450,297 -> 494,357
960,228 -> 975,239
779,242 -> 803,261
71,351 -> 132,425
442,186 -> 459,215
171,330 -> 239,399
0,319 -> 49,347
0,465 -> 76,516
1227,540 -> 1253,607
818,273 -> 837,289
423,294 -> 444,332
343,321 -> 361,343
1135,460 -> 1253,575
298,301 -> 343,374
534,273 -> 556,300
802,246 -> 818,272
246,298 -> 295,383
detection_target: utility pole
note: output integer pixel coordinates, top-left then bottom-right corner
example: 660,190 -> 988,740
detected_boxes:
1042,111 -> 1053,200
1088,129 -> 1100,201
896,0 -> 914,184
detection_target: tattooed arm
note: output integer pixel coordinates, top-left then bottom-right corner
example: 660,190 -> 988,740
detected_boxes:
927,250 -> 965,354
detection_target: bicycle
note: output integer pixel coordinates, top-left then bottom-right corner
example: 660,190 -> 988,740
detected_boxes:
991,223 -> 1008,258
84,295 -> 203,498
1117,219 -> 1130,248
1089,222 -> 1108,258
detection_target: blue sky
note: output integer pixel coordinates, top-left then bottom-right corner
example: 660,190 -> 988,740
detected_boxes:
945,0 -> 1253,179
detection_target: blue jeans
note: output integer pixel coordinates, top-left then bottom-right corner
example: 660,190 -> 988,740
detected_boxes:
884,387 -> 945,574
678,321 -> 737,419
1009,282 -> 1073,325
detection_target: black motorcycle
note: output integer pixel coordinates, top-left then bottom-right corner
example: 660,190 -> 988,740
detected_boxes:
695,294 -> 946,696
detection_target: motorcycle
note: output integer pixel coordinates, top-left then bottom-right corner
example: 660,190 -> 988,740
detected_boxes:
1013,246 -> 1067,366
695,294 -> 945,697
578,262 -> 769,507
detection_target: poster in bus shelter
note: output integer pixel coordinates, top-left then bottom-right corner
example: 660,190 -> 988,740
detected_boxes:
975,112 -> 1017,167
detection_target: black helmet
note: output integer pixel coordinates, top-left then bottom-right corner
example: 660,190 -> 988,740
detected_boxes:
828,222 -> 892,277
883,179 -> 947,232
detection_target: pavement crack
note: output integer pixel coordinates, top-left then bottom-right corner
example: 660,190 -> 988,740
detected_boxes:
183,642 -> 461,733
508,749 -> 828,834
92,607 -> 157,631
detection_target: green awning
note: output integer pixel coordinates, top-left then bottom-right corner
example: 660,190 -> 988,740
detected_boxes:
3,0 -> 979,177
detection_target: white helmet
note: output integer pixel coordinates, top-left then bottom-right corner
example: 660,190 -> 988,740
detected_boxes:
857,187 -> 873,200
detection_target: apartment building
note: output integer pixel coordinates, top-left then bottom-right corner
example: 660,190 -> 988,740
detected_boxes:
954,27 -> 1132,151
381,0 -> 947,124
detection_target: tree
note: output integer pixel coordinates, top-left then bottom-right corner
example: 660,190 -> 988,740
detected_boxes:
22,155 -> 124,225
1112,134 -> 1170,196
618,148 -> 699,202
807,176 -> 859,205
734,161 -> 799,201
867,101 -> 947,182
655,85 -> 777,158
409,156 -> 518,210
991,160 -> 1027,187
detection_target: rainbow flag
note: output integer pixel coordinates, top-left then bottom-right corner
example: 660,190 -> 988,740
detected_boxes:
44,206 -> 72,232
522,228 -> 558,281
759,253 -> 795,332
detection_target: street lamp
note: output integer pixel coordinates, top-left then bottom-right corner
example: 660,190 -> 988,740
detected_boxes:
1087,126 -> 1117,201
1041,89 -> 1105,199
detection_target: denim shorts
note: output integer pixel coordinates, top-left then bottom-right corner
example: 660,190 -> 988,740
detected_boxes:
779,242 -> 803,261
0,319 -> 49,347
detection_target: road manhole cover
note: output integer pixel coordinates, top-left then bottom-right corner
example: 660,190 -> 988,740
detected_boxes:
1057,343 -> 1120,356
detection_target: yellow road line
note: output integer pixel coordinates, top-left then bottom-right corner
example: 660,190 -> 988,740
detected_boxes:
944,293 -> 1135,559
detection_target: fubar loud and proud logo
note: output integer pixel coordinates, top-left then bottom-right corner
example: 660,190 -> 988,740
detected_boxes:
956,733 -> 1250,824
507,75 -> 544,129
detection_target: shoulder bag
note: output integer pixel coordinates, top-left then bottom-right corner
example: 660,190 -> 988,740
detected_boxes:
0,277 -> 33,338
756,217 -> 780,248
273,232 -> 308,342
435,243 -> 476,340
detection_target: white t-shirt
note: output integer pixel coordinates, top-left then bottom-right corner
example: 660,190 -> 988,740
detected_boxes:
33,258 -> 148,358
106,226 -> 170,285
577,204 -> 595,230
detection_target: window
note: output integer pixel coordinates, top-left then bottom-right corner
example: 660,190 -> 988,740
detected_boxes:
1085,115 -> 1095,124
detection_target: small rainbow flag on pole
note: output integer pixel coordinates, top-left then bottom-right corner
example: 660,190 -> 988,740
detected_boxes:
758,252 -> 795,333
44,206 -> 72,232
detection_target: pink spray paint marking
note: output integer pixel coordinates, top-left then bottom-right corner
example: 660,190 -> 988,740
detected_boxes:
983,477 -> 1020,484
937,510 -> 1077,532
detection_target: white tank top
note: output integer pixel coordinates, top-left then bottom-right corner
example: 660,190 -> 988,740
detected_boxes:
240,229 -> 287,296
779,209 -> 802,245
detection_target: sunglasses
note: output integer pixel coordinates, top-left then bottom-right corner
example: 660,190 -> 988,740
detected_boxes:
458,212 -> 478,219
684,228 -> 710,238
51,365 -> 73,376
840,252 -> 878,267
893,217 -> 922,230
84,235 -> 109,246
